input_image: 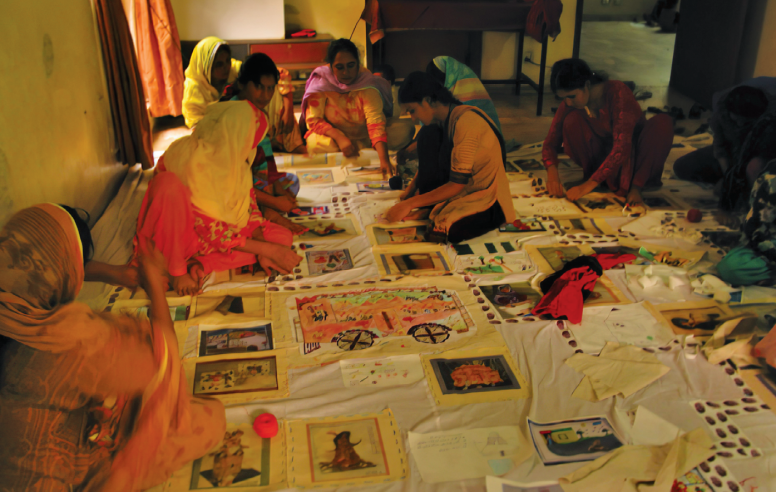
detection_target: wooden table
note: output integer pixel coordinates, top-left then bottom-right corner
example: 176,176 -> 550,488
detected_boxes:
363,0 -> 549,115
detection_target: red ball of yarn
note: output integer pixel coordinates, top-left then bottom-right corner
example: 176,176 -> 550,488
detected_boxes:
686,209 -> 703,223
253,413 -> 278,438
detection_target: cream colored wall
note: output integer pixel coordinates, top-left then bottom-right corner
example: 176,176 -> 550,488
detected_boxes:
481,0 -> 578,80
0,0 -> 125,225
284,0 -> 367,64
753,0 -> 776,77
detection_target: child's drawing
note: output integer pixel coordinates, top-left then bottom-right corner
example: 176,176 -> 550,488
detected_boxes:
289,287 -> 474,345
306,249 -> 354,275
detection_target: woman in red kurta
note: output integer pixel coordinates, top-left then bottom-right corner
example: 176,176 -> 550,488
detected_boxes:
542,58 -> 673,205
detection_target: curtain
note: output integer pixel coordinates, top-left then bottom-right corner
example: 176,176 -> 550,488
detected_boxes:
94,0 -> 154,170
134,0 -> 184,117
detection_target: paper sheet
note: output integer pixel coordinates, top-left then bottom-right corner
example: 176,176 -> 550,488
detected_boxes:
568,303 -> 675,353
408,426 -> 533,483
486,476 -> 562,492
340,355 -> 424,387
285,409 -> 407,489
527,416 -> 624,466
566,342 -> 671,401
630,406 -> 683,446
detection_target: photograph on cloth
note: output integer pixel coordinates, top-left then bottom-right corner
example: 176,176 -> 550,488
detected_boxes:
293,216 -> 361,240
674,468 -> 714,492
655,301 -> 736,336
528,416 -> 624,465
457,253 -> 533,276
430,355 -> 521,394
188,424 -> 268,488
524,244 -> 596,274
198,324 -> 273,357
287,286 -> 475,346
193,356 -> 278,396
357,181 -> 392,192
297,170 -> 334,185
512,195 -> 586,219
371,225 -> 429,245
288,205 -> 331,217
286,410 -> 407,488
574,194 -> 626,215
499,220 -> 548,233
308,419 -> 389,482
305,249 -> 354,275
480,282 -> 542,318
378,251 -> 452,276
552,218 -> 616,235
422,347 -> 530,406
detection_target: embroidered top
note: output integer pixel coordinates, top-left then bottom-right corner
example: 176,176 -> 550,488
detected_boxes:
542,80 -> 645,189
304,88 -> 388,147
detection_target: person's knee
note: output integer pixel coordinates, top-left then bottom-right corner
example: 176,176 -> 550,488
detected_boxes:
672,152 -> 694,179
648,113 -> 674,142
562,110 -> 586,136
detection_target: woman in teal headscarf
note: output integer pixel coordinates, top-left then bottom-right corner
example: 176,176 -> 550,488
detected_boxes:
426,56 -> 501,132
717,158 -> 776,286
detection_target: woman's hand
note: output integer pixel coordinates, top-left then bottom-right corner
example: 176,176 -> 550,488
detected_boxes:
337,136 -> 359,158
546,165 -> 565,198
259,244 -> 302,276
566,180 -> 598,202
385,201 -> 414,223
272,195 -> 298,214
715,210 -> 742,230
380,159 -> 396,180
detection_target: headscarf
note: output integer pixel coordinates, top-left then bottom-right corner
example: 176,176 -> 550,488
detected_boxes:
716,246 -> 772,286
163,100 -> 268,229
433,56 -> 502,132
0,203 -> 102,353
299,65 -> 393,136
182,36 -> 242,128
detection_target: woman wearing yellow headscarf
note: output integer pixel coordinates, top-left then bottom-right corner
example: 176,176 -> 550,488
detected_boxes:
0,204 -> 226,490
139,100 -> 302,295
182,36 -> 241,128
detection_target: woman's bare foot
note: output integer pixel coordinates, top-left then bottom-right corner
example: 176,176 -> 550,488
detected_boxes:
257,244 -> 303,275
172,273 -> 198,296
626,187 -> 644,207
263,208 -> 309,235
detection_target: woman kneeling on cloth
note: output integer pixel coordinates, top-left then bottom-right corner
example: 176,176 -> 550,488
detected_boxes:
0,204 -> 225,490
300,38 -> 413,178
543,58 -> 673,205
385,71 -> 516,243
137,101 -> 302,296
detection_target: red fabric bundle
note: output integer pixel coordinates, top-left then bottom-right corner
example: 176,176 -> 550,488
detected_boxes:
531,266 -> 599,324
591,253 -> 636,270
525,0 -> 564,43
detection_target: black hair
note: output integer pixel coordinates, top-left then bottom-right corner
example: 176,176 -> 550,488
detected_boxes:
425,60 -> 445,85
550,58 -> 607,93
59,205 -> 93,265
215,43 -> 231,58
238,53 -> 280,86
725,86 -> 769,119
326,38 -> 359,65
373,63 -> 396,85
398,71 -> 460,106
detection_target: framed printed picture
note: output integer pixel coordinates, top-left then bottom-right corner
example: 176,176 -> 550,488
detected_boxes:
377,250 -> 452,276
655,300 -> 736,335
528,416 -> 623,465
305,249 -> 354,275
285,410 -> 407,489
297,170 -> 334,185
422,347 -> 530,405
288,205 -> 331,217
198,323 -> 273,357
163,422 -> 286,491
184,350 -> 289,404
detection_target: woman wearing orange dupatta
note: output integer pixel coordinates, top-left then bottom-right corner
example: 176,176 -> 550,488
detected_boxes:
0,204 -> 225,491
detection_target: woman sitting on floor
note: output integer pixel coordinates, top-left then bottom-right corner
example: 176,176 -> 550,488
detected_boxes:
299,38 -> 413,178
183,36 -> 241,128
0,204 -> 225,490
385,71 -> 516,243
229,53 -> 308,235
137,101 -> 302,296
543,58 -> 673,205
